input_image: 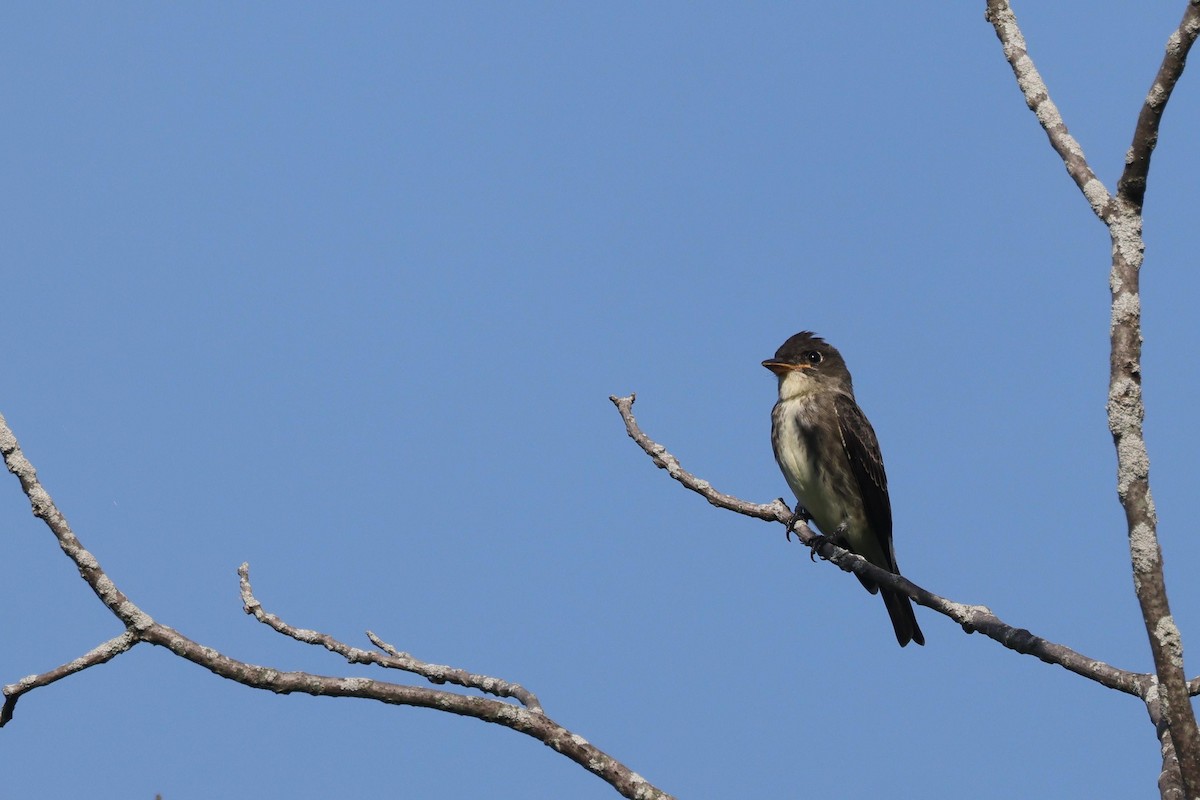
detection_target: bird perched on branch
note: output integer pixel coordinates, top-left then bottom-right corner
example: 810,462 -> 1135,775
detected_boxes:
763,331 -> 924,647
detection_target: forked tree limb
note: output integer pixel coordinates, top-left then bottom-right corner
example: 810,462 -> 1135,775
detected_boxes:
985,2 -> 1200,794
0,411 -> 673,800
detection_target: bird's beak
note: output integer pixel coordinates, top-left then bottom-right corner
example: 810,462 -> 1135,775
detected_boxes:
762,360 -> 810,375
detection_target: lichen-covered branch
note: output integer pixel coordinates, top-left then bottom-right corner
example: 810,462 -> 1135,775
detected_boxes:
1147,686 -> 1188,800
611,394 -> 1147,697
0,411 -> 672,800
985,2 -> 1200,792
1116,2 -> 1200,210
1106,200 -> 1200,794
610,393 -> 793,525
133,620 -> 665,800
983,0 -> 1114,221
239,563 -> 543,712
1105,26 -> 1200,779
1,632 -> 139,726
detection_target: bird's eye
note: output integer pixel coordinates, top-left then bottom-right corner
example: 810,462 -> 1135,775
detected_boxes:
804,351 -> 823,365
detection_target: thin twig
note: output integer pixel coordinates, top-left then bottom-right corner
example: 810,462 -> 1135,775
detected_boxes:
984,0 -> 1114,221
0,415 -> 153,633
610,393 -> 796,526
1,632 -> 139,726
611,394 -> 1147,697
137,619 -> 666,798
1117,2 -> 1200,209
239,563 -> 542,712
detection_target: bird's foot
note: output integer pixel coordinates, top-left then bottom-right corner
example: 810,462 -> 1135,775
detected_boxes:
807,533 -> 831,562
785,504 -> 812,542
809,522 -> 849,562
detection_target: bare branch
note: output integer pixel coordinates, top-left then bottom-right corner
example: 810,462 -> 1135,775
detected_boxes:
0,412 -> 672,800
611,393 -> 1147,697
1,632 -> 139,726
611,394 -> 793,525
983,0 -> 1114,221
0,413 -> 155,633
983,2 -> 1200,789
1106,201 -> 1200,791
239,563 -> 543,712
1148,686 -> 1188,800
1104,3 -> 1200,789
133,620 -> 669,799
1117,2 -> 1200,209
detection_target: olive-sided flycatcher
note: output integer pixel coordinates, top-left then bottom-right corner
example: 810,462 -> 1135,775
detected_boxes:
763,331 -> 924,647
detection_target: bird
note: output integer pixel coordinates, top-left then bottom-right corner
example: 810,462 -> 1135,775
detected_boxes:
762,331 -> 924,647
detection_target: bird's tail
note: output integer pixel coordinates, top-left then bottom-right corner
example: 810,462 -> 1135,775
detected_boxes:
881,589 -> 924,647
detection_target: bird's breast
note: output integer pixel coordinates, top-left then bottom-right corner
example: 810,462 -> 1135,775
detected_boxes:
770,397 -> 855,535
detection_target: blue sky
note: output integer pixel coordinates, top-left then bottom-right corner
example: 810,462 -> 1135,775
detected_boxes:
4,3 -> 1199,798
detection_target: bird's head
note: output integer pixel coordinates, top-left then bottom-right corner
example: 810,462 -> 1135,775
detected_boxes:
762,331 -> 854,400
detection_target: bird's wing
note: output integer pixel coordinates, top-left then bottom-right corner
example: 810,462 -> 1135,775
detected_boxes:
833,393 -> 897,571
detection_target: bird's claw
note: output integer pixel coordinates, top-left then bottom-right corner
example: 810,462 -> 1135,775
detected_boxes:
784,503 -> 812,542
808,534 -> 831,562
810,522 -> 849,562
